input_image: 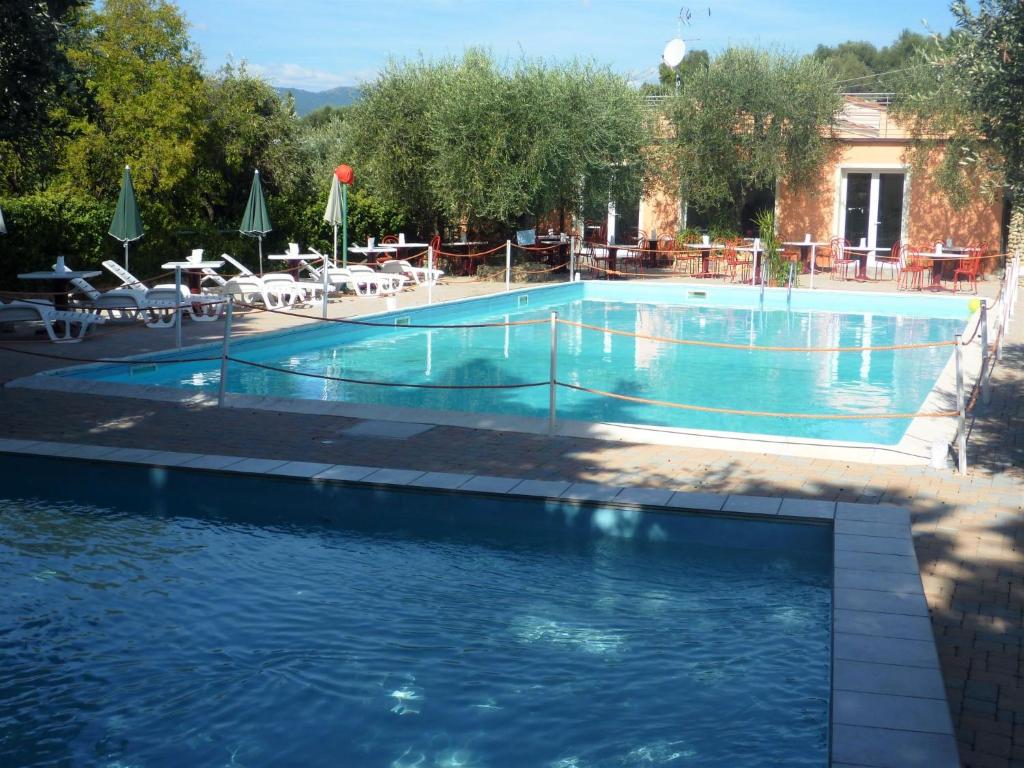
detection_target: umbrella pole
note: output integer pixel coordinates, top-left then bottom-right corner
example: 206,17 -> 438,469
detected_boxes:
258,235 -> 263,275
124,240 -> 129,271
333,224 -> 338,268
342,185 -> 348,268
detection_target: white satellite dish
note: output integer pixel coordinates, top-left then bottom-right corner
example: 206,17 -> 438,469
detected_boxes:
663,38 -> 686,68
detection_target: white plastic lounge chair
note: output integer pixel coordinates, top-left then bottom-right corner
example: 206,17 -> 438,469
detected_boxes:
381,259 -> 443,286
219,252 -> 257,277
102,259 -> 177,291
349,264 -> 407,294
143,286 -> 225,328
0,300 -> 105,343
69,277 -> 149,322
224,276 -> 302,309
299,259 -> 352,294
261,273 -> 310,306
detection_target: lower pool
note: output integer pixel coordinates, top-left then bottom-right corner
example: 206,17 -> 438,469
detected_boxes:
0,455 -> 831,767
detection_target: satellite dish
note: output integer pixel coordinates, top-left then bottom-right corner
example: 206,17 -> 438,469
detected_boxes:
663,38 -> 686,68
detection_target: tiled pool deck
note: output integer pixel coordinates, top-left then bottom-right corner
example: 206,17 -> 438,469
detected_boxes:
1,276 -> 1021,767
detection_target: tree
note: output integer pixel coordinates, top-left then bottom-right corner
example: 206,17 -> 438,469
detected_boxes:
657,49 -> 710,92
893,1 -> 1024,252
813,30 -> 933,92
658,48 -> 843,228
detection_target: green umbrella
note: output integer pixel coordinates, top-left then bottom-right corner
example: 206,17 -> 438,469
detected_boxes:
240,169 -> 272,274
109,165 -> 144,269
323,173 -> 343,266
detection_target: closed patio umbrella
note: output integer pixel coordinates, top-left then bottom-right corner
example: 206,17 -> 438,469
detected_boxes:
240,169 -> 272,274
0,203 -> 6,235
324,173 -> 343,267
109,165 -> 144,269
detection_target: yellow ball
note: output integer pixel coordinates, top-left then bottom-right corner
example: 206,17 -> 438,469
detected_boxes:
968,298 -> 981,313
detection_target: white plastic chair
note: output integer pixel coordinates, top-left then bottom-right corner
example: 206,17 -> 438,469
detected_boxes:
0,300 -> 105,343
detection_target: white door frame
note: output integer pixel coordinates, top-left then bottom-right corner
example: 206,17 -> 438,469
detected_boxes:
836,165 -> 909,267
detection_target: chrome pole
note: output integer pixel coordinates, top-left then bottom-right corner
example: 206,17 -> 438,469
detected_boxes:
218,295 -> 233,407
548,311 -> 558,436
174,265 -> 182,349
955,333 -> 966,474
505,239 -> 512,292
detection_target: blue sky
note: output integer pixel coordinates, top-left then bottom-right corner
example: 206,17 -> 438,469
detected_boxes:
173,0 -> 958,91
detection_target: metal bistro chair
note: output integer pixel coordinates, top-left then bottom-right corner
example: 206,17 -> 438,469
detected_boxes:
897,243 -> 929,291
829,237 -> 858,281
952,242 -> 986,294
874,241 -> 902,281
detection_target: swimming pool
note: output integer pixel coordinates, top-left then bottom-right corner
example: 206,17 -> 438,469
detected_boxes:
0,453 -> 832,767
49,282 -> 974,446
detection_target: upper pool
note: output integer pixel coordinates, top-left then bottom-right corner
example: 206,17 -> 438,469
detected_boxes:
58,282 -> 974,445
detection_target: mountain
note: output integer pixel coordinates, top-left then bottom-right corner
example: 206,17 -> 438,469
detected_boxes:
276,86 -> 361,116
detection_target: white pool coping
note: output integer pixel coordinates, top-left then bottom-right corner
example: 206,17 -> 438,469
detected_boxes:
0,438 -> 959,768
6,280 -> 982,467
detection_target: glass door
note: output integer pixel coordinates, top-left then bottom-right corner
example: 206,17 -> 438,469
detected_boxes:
842,171 -> 905,251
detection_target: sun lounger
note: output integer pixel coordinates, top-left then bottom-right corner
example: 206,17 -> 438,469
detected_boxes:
349,264 -> 408,294
102,260 -> 176,291
69,277 -> 149,322
381,259 -> 443,286
143,286 -> 225,328
0,300 -> 105,343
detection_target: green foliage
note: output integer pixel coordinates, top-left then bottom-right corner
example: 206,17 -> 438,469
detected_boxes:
0,190 -> 113,286
301,105 -> 351,129
655,50 -> 710,92
812,30 -> 934,91
347,50 -> 650,238
659,48 -> 843,222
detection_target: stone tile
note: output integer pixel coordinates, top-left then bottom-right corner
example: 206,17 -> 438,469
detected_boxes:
835,568 -> 924,594
835,533 -> 916,557
835,632 -> 940,668
665,491 -> 728,511
0,438 -> 43,453
722,495 -> 781,515
834,659 -> 947,700
509,479 -> 572,498
180,454 -> 247,470
779,497 -> 836,519
835,519 -> 911,538
561,482 -> 623,502
362,468 -> 425,486
102,447 -> 163,463
222,457 -> 289,474
834,550 -> 920,574
460,475 -> 521,494
836,501 -> 911,525
831,724 -> 960,768
834,588 -> 920,619
51,443 -> 123,460
614,487 -> 674,506
266,461 -> 335,478
835,609 -> 936,642
144,451 -> 205,467
313,464 -> 378,482
834,690 -> 954,734
410,472 -> 475,490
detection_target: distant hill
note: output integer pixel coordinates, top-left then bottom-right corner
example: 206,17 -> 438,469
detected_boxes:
276,86 -> 361,116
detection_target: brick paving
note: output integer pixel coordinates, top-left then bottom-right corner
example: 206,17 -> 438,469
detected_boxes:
0,274 -> 1021,767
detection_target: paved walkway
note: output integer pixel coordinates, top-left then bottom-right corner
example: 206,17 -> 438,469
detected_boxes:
1,274 -> 1021,767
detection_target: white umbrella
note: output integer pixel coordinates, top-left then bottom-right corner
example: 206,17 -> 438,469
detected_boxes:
324,174 -> 343,266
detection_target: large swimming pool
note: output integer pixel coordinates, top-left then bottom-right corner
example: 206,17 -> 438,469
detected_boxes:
57,282 -> 973,445
0,454 -> 831,767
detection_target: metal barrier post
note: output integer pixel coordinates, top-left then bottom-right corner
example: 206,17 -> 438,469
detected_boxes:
809,244 -> 816,290
321,254 -> 329,320
174,265 -> 183,349
218,295 -> 233,407
787,261 -> 795,305
548,311 -> 558,436
980,300 -> 990,405
955,333 -> 966,474
505,239 -> 512,292
569,237 -> 575,282
427,246 -> 434,305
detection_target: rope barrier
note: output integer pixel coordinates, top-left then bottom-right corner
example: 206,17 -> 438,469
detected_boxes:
433,243 -> 506,259
512,242 -> 563,253
555,381 -> 959,420
227,356 -> 548,390
230,299 -> 547,329
557,318 -> 957,353
0,344 -> 220,364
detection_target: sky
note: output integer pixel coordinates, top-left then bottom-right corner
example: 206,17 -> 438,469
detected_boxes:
172,0 -> 959,91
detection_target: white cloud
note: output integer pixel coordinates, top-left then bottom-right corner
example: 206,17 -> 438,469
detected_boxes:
247,62 -> 376,91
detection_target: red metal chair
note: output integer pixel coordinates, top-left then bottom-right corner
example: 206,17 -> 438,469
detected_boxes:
874,241 -> 901,281
721,239 -> 749,282
897,244 -> 929,291
829,237 -> 857,281
953,243 -> 985,293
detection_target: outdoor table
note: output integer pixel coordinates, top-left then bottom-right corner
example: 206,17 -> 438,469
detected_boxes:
782,241 -> 829,289
18,268 -> 102,312
602,244 -> 644,277
441,241 -> 487,276
268,253 -> 316,279
906,252 -> 967,291
841,246 -> 878,281
735,245 -> 765,284
161,260 -> 225,348
347,245 -> 398,264
681,242 -> 722,277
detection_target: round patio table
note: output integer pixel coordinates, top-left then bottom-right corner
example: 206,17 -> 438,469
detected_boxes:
18,267 -> 102,311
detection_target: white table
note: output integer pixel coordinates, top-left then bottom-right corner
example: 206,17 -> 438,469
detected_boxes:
348,245 -> 398,263
905,252 -> 971,291
783,241 -> 829,289
162,260 -> 225,347
18,269 -> 102,312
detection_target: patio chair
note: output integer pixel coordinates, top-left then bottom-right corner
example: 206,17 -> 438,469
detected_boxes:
69,277 -> 149,322
952,243 -> 985,294
829,238 -> 858,281
874,241 -> 902,281
0,300 -> 105,343
349,264 -> 408,293
897,244 -> 929,291
142,286 -> 225,328
381,259 -> 443,286
721,239 -> 750,282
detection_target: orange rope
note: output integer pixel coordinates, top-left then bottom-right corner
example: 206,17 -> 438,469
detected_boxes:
557,318 -> 956,353
433,243 -> 506,259
556,381 -> 958,420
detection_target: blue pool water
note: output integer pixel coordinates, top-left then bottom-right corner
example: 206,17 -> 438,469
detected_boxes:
62,282 -> 972,444
0,455 -> 832,767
